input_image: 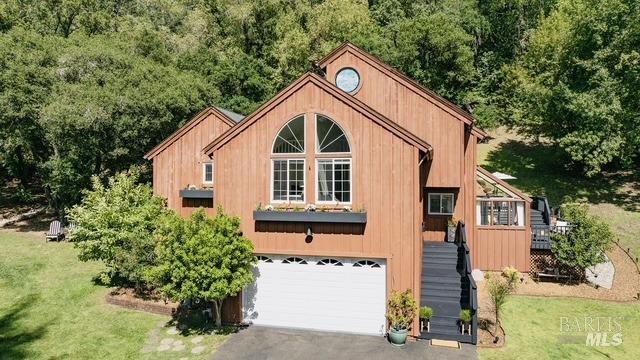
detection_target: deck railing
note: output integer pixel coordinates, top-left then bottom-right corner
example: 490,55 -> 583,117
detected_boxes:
456,221 -> 477,344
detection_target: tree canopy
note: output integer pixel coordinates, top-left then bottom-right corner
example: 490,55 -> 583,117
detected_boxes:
2,0 -> 637,210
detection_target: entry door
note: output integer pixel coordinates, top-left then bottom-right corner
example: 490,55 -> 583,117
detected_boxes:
242,255 -> 386,335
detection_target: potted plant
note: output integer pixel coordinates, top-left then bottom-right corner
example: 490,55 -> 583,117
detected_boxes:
419,306 -> 433,332
447,217 -> 459,242
459,309 -> 472,335
386,289 -> 417,346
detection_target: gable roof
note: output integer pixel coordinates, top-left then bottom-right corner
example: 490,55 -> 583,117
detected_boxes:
477,166 -> 531,202
203,72 -> 433,156
214,106 -> 245,123
144,106 -> 240,159
318,43 -> 487,139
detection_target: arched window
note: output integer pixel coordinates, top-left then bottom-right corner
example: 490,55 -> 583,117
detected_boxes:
354,260 -> 381,268
271,116 -> 306,203
316,116 -> 351,204
317,258 -> 344,266
273,116 -> 305,154
316,115 -> 350,153
282,257 -> 307,264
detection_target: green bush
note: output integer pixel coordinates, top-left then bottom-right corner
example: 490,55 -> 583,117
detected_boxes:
386,289 -> 417,331
68,169 -> 173,292
419,306 -> 433,320
148,208 -> 256,327
551,203 -> 614,275
459,309 -> 473,324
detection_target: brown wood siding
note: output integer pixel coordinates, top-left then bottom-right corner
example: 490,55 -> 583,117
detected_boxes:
212,81 -> 423,334
325,52 -> 463,188
474,215 -> 531,272
151,112 -> 232,218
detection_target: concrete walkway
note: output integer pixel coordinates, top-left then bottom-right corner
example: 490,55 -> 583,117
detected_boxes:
211,326 -> 477,360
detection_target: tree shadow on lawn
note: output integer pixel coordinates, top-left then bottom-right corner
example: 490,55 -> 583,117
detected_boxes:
483,139 -> 640,211
168,308 -> 241,337
0,295 -> 52,359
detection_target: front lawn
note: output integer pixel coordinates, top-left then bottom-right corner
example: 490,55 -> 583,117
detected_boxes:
479,296 -> 640,359
0,229 -> 228,359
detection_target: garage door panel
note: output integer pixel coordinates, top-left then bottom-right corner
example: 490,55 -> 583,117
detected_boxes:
243,255 -> 386,335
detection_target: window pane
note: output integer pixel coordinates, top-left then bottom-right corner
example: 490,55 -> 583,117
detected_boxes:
429,194 -> 441,213
317,160 -> 334,201
334,161 -> 350,202
317,115 -> 350,153
479,201 -> 491,225
204,164 -> 213,182
273,160 -> 288,200
289,160 -> 304,201
442,194 -> 454,214
494,201 -> 510,225
273,116 -> 305,153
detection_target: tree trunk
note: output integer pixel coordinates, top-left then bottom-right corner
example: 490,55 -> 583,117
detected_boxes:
212,300 -> 223,328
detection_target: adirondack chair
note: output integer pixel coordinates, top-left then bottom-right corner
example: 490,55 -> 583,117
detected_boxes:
45,220 -> 63,241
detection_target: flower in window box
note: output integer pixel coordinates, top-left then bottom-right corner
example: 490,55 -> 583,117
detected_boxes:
343,206 -> 352,212
265,205 -> 274,211
305,204 -> 316,212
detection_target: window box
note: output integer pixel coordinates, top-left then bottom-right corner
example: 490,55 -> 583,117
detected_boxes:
179,189 -> 214,199
253,210 -> 366,224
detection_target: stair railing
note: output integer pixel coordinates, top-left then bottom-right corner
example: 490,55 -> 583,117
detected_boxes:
456,221 -> 478,344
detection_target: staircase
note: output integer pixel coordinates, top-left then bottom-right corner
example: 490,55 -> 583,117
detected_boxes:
419,239 -> 475,344
531,197 -> 552,249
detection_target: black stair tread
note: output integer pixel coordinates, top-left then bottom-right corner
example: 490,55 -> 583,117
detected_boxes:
423,252 -> 459,259
423,257 -> 460,265
418,332 -> 473,343
422,282 -> 465,291
430,326 -> 462,336
423,267 -> 462,277
422,289 -> 468,297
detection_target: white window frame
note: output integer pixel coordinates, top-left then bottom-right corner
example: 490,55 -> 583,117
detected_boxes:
315,158 -> 352,205
428,193 -> 454,215
270,158 -> 306,204
476,198 -> 525,227
202,162 -> 213,184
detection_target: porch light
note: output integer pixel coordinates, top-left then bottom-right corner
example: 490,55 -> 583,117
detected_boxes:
306,225 -> 313,237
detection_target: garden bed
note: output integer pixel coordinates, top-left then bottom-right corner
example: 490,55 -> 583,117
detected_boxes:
106,288 -> 179,316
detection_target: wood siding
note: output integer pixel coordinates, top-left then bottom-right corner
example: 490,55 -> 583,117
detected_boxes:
151,112 -> 232,218
324,51 -> 465,188
474,212 -> 532,272
212,81 -> 423,334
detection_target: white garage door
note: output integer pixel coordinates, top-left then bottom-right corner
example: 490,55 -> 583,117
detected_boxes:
242,255 -> 386,335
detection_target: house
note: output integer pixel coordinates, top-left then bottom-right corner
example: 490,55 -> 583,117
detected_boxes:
144,43 -> 549,344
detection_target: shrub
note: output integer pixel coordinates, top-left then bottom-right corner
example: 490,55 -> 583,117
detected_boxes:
501,266 -> 521,290
419,306 -> 433,320
551,203 -> 614,275
68,169 -> 173,292
486,274 -> 513,333
459,309 -> 472,324
386,289 -> 417,331
149,208 -> 256,327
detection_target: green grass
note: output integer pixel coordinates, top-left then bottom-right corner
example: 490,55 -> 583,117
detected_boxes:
478,128 -> 640,260
479,296 -> 640,360
0,230 -> 229,359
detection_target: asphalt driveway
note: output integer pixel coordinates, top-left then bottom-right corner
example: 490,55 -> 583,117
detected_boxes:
211,326 -> 477,360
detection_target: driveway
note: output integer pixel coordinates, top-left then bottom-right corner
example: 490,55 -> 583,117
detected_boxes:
211,326 -> 477,360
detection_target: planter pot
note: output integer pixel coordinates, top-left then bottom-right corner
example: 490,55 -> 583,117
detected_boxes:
388,328 -> 408,346
447,226 -> 457,242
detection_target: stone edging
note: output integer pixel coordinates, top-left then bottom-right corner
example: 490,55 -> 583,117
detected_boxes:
106,293 -> 178,316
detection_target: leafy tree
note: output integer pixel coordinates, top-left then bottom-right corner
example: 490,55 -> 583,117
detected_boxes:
504,0 -> 640,175
551,203 -> 614,274
150,208 -> 256,327
67,169 -> 172,291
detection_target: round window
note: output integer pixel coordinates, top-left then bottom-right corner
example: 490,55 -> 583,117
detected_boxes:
335,68 -> 360,93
